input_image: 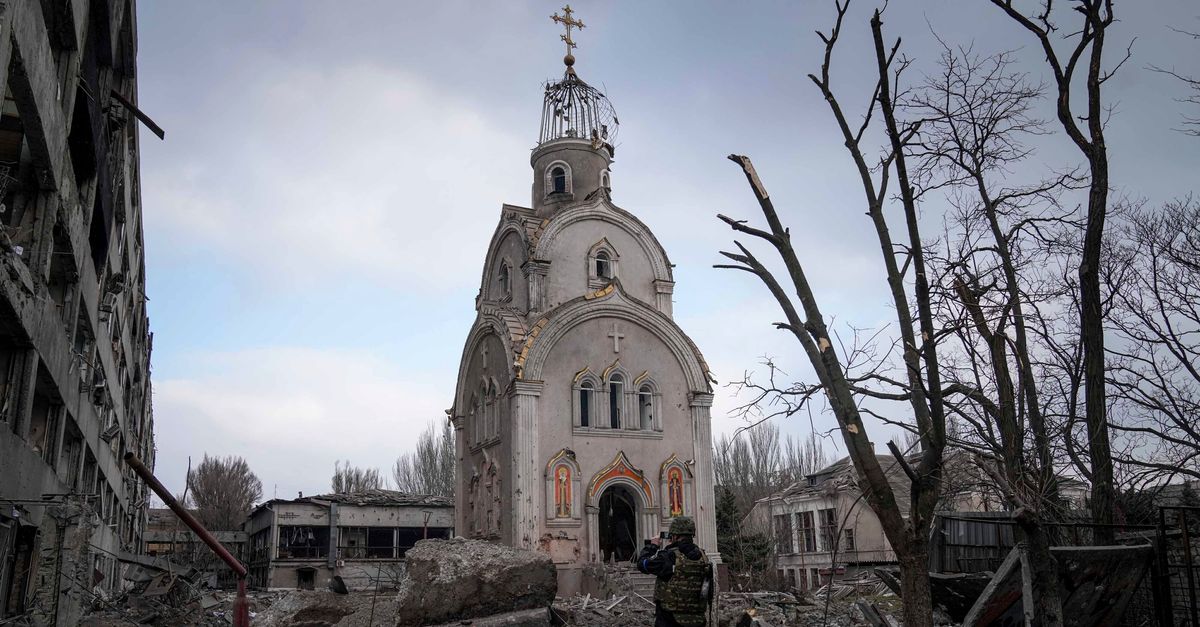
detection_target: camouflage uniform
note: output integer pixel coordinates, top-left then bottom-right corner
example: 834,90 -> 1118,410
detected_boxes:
637,517 -> 713,627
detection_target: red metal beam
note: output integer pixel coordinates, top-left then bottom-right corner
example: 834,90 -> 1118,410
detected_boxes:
124,453 -> 249,626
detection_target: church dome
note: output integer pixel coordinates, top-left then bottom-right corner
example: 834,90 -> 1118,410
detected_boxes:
538,70 -> 618,152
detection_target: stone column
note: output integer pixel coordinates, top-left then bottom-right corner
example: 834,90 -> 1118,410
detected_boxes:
586,505 -> 599,562
451,414 -> 465,535
689,392 -> 719,561
653,280 -> 674,317
511,380 -> 543,549
524,261 -> 549,313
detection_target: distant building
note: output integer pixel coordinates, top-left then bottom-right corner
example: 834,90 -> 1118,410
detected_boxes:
0,0 -> 156,623
745,455 -> 916,591
245,490 -> 454,591
745,452 -> 1089,591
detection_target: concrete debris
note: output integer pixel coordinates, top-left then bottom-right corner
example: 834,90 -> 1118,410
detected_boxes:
249,589 -> 396,626
718,592 -> 812,627
394,538 -> 557,626
81,587 -> 281,626
552,592 -> 655,625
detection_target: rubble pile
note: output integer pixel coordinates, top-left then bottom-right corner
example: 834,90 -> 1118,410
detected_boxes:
813,571 -> 893,603
394,538 -> 557,626
716,591 -> 812,626
252,590 -> 396,627
80,561 -> 285,626
551,591 -> 657,625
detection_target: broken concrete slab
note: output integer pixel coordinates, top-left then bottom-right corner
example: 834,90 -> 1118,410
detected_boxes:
394,538 -> 557,626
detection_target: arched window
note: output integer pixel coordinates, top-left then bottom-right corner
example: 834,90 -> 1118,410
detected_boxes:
497,262 -> 511,299
595,251 -> 612,279
469,394 -> 480,444
551,167 -> 567,194
544,161 -> 573,198
608,373 -> 623,429
638,384 -> 654,430
485,380 -> 498,438
579,381 -> 593,427
601,170 -> 611,189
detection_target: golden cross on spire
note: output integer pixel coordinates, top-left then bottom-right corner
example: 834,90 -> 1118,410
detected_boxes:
551,5 -> 585,70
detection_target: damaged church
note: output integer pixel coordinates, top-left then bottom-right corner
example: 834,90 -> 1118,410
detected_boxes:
450,6 -> 719,595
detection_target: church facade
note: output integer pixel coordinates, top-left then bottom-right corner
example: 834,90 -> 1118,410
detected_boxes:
449,8 -> 717,591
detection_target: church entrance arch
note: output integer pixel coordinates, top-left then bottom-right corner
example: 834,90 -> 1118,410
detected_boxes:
598,485 -> 639,562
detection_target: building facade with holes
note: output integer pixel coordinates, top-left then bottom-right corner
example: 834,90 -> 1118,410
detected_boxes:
450,30 -> 717,593
0,1 -> 156,624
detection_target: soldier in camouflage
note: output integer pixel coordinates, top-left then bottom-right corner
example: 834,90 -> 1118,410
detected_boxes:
636,516 -> 713,627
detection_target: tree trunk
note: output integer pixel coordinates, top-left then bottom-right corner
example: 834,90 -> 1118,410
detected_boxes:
897,542 -> 933,627
1021,521 -> 1065,627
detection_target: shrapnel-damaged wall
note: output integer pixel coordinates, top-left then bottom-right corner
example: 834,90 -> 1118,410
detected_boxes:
0,1 -> 156,625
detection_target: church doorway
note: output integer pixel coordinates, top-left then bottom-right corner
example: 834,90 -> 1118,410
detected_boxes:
598,485 -> 639,562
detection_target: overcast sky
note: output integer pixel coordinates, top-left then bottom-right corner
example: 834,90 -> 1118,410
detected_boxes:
134,2 -> 1199,500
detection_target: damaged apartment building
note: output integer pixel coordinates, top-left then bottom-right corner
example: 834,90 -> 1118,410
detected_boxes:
0,0 -> 156,624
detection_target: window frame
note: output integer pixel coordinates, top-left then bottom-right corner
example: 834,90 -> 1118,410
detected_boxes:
607,372 -> 624,429
543,160 -> 573,198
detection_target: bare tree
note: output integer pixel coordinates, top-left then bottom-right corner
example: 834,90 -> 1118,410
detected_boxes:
1151,25 -> 1200,136
904,41 -> 1087,623
331,460 -> 384,494
1107,198 -> 1200,484
187,454 -> 262,530
392,420 -> 455,497
717,5 -> 949,622
713,422 -> 827,515
780,432 -> 830,487
989,0 -> 1126,544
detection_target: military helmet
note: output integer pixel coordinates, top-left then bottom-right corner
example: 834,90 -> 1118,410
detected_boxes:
668,516 -> 696,537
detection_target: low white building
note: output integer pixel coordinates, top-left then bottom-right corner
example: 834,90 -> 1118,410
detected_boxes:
245,490 -> 454,591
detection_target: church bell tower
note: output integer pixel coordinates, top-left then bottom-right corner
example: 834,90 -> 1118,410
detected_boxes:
532,6 -> 617,217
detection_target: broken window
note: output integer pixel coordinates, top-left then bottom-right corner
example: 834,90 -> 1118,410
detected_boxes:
818,508 -> 838,552
797,511 -> 816,552
336,527 -> 399,559
397,527 -> 452,558
277,525 -> 329,559
80,448 -> 97,494
843,528 -> 855,551
59,420 -> 83,486
0,349 -> 19,430
339,527 -> 368,559
0,81 -> 38,254
773,514 -> 794,554
48,223 -> 78,327
367,528 -> 394,559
